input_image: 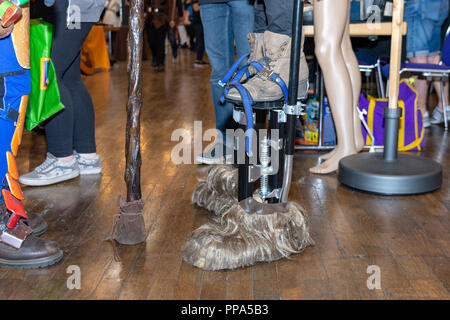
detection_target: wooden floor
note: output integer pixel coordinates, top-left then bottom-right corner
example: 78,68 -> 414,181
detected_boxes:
3,49 -> 449,300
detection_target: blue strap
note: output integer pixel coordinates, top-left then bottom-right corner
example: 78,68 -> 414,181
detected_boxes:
268,72 -> 289,102
227,81 -> 254,156
218,53 -> 250,87
219,61 -> 266,104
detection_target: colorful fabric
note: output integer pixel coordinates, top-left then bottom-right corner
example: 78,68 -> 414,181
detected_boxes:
0,71 -> 30,206
25,18 -> 64,131
359,80 -> 425,151
0,34 -> 23,75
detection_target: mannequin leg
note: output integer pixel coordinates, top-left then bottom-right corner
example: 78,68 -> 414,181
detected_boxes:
310,0 -> 357,174
321,4 -> 364,160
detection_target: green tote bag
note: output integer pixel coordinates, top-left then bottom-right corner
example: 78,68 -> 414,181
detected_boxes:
25,18 -> 64,131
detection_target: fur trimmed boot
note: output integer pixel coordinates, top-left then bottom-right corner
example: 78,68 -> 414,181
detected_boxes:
227,30 -> 309,102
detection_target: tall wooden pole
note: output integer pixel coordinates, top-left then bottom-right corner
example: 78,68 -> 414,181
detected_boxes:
383,0 -> 404,161
387,0 -> 404,110
125,0 -> 144,201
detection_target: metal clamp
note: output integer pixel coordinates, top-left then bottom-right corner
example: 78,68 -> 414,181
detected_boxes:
283,102 -> 305,116
275,110 -> 287,123
248,164 -> 277,183
259,68 -> 275,79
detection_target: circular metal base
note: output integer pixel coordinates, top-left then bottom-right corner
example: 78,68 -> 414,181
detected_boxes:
338,153 -> 442,195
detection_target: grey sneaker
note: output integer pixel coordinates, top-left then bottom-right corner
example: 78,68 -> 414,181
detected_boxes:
430,107 -> 450,125
75,152 -> 102,174
423,111 -> 431,128
19,153 -> 80,186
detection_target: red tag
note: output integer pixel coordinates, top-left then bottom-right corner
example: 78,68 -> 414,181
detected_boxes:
2,189 -> 27,220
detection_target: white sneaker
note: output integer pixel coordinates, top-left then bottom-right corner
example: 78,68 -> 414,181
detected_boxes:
74,152 -> 102,174
423,111 -> 431,128
19,153 -> 80,186
430,107 -> 450,125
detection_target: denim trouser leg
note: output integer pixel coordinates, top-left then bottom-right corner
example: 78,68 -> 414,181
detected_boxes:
254,0 -> 268,33
229,0 -> 255,62
264,0 -> 294,37
201,1 -> 254,146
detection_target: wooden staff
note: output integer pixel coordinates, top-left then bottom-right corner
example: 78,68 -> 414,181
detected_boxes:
125,0 -> 144,201
383,0 -> 404,161
387,0 -> 404,110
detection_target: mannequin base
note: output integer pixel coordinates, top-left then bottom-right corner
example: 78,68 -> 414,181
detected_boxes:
338,153 -> 442,195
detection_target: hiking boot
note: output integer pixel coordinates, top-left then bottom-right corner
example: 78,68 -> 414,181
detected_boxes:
75,152 -> 102,175
0,206 -> 62,268
0,235 -> 63,268
245,32 -> 264,78
19,153 -> 80,186
226,30 -> 309,103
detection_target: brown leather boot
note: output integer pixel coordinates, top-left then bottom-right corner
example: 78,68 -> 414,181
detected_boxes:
0,204 -> 62,268
0,235 -> 63,268
227,30 -> 309,102
0,202 -> 47,236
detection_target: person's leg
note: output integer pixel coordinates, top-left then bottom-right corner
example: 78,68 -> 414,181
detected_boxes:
229,0 -> 254,61
405,0 -> 431,116
253,0 -> 268,34
168,27 -> 178,59
428,0 -> 450,113
311,0 -> 356,174
60,24 -> 97,157
45,12 -> 92,158
20,3 -> 90,185
263,0 -> 294,37
155,25 -> 168,66
147,23 -> 157,66
200,3 -> 234,140
429,54 -> 449,110
194,24 -> 205,61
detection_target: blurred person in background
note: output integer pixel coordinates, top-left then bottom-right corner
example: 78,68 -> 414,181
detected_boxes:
405,0 -> 449,127
146,0 -> 182,72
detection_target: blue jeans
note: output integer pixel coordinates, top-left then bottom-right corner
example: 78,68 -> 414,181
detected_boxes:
200,0 -> 254,145
404,0 -> 449,58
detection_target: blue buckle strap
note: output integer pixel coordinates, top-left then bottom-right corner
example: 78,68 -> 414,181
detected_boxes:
219,61 -> 266,104
258,68 -> 289,102
227,81 -> 254,156
218,53 -> 250,87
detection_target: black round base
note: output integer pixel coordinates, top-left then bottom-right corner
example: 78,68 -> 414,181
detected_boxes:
338,153 -> 442,195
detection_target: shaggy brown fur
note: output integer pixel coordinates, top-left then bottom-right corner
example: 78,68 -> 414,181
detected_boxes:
191,165 -> 238,216
182,201 -> 313,270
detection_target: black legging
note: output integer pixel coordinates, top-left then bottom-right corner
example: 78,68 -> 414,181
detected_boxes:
147,23 -> 168,66
39,1 -> 97,157
193,23 -> 204,61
